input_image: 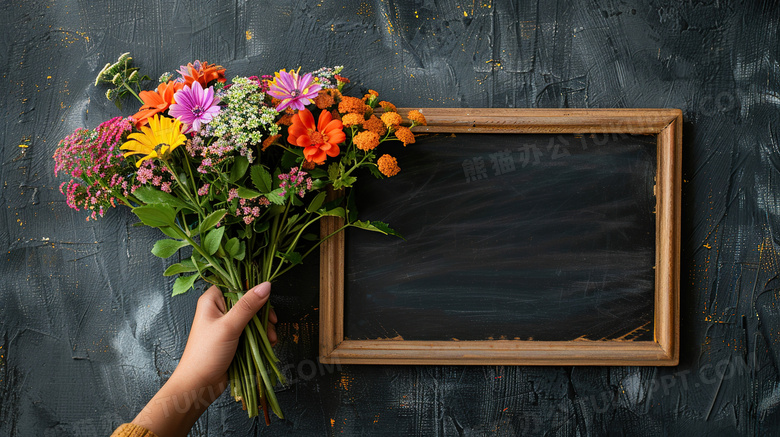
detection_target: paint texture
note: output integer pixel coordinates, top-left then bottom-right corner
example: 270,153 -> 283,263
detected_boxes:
2,0 -> 780,435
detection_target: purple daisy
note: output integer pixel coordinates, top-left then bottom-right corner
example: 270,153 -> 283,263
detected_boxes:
267,69 -> 322,112
168,82 -> 221,133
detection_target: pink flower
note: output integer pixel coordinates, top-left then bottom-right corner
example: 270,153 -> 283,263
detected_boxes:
267,69 -> 321,111
169,82 -> 221,133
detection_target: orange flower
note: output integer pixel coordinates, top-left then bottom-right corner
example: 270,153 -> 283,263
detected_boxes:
378,101 -> 397,112
362,115 -> 387,135
181,61 -> 226,88
377,154 -> 400,177
354,131 -> 380,151
338,96 -> 368,115
314,90 -> 336,109
131,81 -> 184,128
341,113 -> 364,127
363,90 -> 379,104
288,109 -> 345,164
381,112 -> 403,128
407,110 -> 427,126
394,126 -> 415,146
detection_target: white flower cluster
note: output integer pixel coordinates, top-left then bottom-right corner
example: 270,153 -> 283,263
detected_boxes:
204,77 -> 280,161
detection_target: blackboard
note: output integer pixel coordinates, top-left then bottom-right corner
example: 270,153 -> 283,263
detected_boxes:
320,109 -> 681,366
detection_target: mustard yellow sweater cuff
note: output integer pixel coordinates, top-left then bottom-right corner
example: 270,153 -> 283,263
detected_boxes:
110,423 -> 158,437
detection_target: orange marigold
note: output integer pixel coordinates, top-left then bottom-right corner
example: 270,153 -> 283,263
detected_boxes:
362,115 -> 387,136
407,110 -> 427,126
262,134 -> 282,151
378,101 -> 397,112
377,154 -> 400,177
341,113 -> 364,127
354,131 -> 380,151
381,112 -> 403,128
314,90 -> 336,109
394,126 -> 415,146
338,96 -> 368,115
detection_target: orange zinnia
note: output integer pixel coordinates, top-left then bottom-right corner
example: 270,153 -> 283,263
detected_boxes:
131,81 -> 184,128
288,109 -> 346,164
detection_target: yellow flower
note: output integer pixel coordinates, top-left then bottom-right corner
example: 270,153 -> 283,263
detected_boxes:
121,115 -> 186,167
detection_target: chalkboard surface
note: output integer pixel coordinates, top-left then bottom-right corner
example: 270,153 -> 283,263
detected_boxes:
344,133 -> 657,342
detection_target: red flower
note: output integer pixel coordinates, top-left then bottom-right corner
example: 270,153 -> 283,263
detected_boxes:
287,109 -> 345,164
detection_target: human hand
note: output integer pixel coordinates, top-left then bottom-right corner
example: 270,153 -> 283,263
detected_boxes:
131,283 -> 277,437
174,282 -> 277,402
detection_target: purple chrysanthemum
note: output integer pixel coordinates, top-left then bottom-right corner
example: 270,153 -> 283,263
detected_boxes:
168,82 -> 221,133
267,69 -> 321,112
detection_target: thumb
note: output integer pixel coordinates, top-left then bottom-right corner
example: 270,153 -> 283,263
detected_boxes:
223,282 -> 271,335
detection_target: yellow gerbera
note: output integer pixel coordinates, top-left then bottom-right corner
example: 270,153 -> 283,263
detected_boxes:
121,115 -> 186,167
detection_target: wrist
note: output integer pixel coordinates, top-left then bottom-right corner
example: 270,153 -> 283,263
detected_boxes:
131,372 -> 221,437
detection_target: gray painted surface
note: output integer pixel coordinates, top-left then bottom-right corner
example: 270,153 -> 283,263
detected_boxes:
2,1 -> 779,435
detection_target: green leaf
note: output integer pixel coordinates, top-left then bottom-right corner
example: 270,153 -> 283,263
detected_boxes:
341,175 -> 358,188
158,225 -> 182,239
164,259 -> 198,276
279,251 -> 303,266
301,233 -> 319,241
133,205 -> 176,228
178,172 -> 189,190
251,165 -> 273,193
253,221 -> 270,233
327,162 -> 341,181
229,156 -> 250,182
234,241 -> 246,261
309,168 -> 328,179
352,220 -> 404,239
266,188 -> 286,205
306,192 -> 327,213
237,187 -> 262,199
151,239 -> 189,258
320,207 -> 345,218
312,178 -> 328,190
172,273 -> 199,296
200,209 -> 227,234
281,149 -> 300,168
132,186 -> 194,211
203,226 -> 225,255
225,237 -> 240,257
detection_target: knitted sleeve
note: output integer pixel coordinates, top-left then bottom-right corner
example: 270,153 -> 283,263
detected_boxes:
110,423 -> 158,437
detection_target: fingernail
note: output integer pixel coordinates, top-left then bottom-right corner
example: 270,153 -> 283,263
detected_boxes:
252,282 -> 271,298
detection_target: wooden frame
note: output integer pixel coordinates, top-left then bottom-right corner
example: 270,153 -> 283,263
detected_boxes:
320,108 -> 681,366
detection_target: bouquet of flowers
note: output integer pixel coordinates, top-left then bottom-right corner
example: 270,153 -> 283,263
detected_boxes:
53,53 -> 425,422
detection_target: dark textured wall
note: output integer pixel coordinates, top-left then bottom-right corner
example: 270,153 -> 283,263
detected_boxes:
2,1 -> 779,435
